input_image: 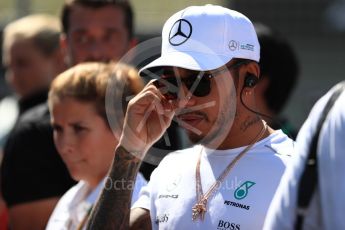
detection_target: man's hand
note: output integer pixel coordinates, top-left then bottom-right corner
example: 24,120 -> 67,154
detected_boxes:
119,80 -> 176,155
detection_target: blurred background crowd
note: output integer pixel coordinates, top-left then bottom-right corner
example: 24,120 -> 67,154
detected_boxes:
0,0 -> 344,229
0,0 -> 344,129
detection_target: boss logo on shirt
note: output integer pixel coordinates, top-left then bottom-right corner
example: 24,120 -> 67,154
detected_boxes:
234,181 -> 255,200
155,213 -> 169,224
217,219 -> 241,230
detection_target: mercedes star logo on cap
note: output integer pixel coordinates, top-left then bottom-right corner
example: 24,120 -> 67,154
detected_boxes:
229,40 -> 238,51
169,19 -> 192,46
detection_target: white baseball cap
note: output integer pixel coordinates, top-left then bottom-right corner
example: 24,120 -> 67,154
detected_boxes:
139,4 -> 260,75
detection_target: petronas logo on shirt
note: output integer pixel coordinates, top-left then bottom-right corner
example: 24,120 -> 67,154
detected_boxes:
234,181 -> 256,200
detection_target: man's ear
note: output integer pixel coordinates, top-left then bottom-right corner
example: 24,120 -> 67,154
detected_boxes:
129,37 -> 138,49
247,62 -> 260,79
123,38 -> 138,62
60,34 -> 67,54
50,46 -> 66,75
59,34 -> 71,67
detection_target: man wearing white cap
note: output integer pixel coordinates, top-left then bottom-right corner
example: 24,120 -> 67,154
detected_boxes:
86,5 -> 294,229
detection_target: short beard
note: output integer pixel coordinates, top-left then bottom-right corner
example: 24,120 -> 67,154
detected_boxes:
187,93 -> 236,148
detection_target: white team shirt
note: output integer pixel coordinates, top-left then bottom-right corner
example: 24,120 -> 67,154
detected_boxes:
263,85 -> 345,230
133,130 -> 293,229
46,173 -> 147,230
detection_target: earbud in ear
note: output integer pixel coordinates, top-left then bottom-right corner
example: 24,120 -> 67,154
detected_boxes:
244,73 -> 258,88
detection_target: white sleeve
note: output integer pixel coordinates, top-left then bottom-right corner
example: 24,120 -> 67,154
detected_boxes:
131,172 -> 148,207
131,167 -> 159,211
263,130 -> 312,230
131,183 -> 151,211
318,92 -> 345,229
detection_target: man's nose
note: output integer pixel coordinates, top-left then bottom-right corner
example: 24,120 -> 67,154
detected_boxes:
85,41 -> 110,62
177,87 -> 196,108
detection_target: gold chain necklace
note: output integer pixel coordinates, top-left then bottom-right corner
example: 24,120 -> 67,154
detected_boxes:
192,121 -> 267,221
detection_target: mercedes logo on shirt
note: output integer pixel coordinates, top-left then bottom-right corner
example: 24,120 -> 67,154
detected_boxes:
169,19 -> 192,46
166,174 -> 182,192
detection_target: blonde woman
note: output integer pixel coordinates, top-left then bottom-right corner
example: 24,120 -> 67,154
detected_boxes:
46,62 -> 146,229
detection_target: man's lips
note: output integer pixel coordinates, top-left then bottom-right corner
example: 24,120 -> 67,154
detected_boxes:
178,114 -> 204,123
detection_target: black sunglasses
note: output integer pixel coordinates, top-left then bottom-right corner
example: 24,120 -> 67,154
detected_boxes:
153,60 -> 251,100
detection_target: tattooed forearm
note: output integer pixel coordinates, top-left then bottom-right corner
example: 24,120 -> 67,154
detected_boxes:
86,145 -> 142,230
